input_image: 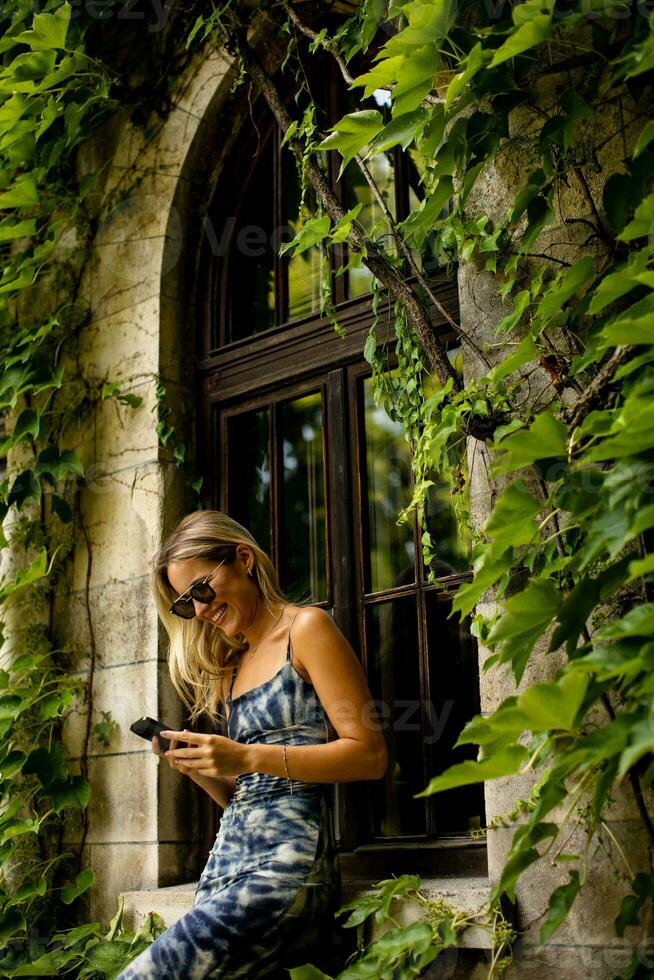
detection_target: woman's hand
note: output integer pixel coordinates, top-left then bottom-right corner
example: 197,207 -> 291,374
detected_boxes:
152,734 -> 193,776
160,730 -> 250,779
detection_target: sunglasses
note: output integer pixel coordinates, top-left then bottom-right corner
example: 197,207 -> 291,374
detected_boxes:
168,559 -> 227,619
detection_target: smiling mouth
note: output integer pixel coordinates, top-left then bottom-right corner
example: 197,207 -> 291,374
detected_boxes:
211,603 -> 227,624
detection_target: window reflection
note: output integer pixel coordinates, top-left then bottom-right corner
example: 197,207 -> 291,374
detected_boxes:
227,409 -> 271,554
426,593 -> 484,833
280,392 -> 327,602
284,152 -> 325,321
363,372 -> 415,594
226,137 -> 276,341
422,356 -> 471,575
366,596 -> 426,837
346,153 -> 397,300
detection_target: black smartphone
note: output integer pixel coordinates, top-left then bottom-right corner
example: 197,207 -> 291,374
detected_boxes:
129,716 -> 186,753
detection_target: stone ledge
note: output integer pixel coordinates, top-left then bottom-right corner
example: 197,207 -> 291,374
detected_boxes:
122,875 -> 492,949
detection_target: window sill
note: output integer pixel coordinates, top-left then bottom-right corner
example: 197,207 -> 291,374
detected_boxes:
338,835 -> 488,879
121,871 -> 492,950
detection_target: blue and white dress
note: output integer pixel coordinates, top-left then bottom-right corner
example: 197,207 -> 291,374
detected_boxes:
119,613 -> 342,979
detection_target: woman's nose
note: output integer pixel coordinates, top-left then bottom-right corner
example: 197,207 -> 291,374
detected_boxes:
193,598 -> 211,619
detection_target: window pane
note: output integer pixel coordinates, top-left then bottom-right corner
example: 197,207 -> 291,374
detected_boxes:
226,137 -> 276,341
280,392 -> 327,602
365,596 -> 426,837
226,408 -> 271,554
345,153 -> 397,299
422,358 -> 471,575
362,373 -> 415,594
284,151 -> 325,321
425,593 -> 484,834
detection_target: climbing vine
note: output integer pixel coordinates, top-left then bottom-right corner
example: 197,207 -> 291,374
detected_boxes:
1,0 -> 653,977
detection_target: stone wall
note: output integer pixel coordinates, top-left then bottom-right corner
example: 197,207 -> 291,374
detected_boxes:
459,83 -> 654,977
55,44 -> 236,924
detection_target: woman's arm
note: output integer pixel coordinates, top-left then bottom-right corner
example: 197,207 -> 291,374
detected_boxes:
246,606 -> 388,782
162,607 -> 389,783
184,770 -> 237,809
152,735 -> 237,808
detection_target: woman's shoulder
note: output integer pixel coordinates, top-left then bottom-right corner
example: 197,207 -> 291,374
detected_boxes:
288,604 -> 331,631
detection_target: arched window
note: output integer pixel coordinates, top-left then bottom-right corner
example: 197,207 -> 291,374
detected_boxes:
195,59 -> 485,875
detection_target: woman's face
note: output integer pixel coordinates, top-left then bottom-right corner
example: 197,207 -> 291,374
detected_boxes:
167,547 -> 259,635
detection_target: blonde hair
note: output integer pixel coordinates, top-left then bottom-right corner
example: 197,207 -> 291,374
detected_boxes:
153,510 -> 292,723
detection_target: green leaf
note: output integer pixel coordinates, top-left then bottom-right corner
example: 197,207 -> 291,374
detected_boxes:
289,968 -> 333,980
0,218 -> 37,242
5,877 -> 46,909
599,293 -> 654,348
619,193 -> 654,241
61,868 -> 95,905
331,204 -> 363,244
445,42 -> 486,111
279,215 -> 330,257
0,174 -> 39,208
23,744 -> 67,788
0,908 -> 26,947
596,604 -> 654,641
0,550 -> 48,603
634,120 -> 654,158
487,578 -> 561,682
18,3 -> 72,50
587,248 -> 650,314
493,411 -> 567,475
489,14 -> 552,68
0,750 -> 27,779
392,43 -> 438,116
12,408 -> 40,444
416,744 -> 529,796
49,774 -> 91,812
615,873 -> 654,937
77,939 -> 135,977
398,176 -> 452,249
318,110 -> 383,177
485,478 -> 540,553
352,55 -> 405,99
367,108 -> 428,154
618,716 -> 654,777
489,336 -> 538,382
451,548 -> 513,619
536,257 -> 595,322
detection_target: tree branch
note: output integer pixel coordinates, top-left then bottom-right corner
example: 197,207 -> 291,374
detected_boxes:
564,345 -> 634,432
354,152 -> 493,370
284,3 -> 442,106
237,32 -> 461,390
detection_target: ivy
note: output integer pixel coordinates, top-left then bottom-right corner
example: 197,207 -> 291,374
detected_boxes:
1,0 -> 653,976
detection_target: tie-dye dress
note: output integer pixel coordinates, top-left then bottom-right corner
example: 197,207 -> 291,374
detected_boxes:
118,614 -> 342,979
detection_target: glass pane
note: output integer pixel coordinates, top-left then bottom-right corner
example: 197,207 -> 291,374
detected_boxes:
363,373 -> 415,594
345,152 -> 397,299
422,357 -> 471,575
366,596 -> 426,837
425,593 -> 484,834
280,392 -> 327,602
284,152 -> 325,321
226,136 -> 276,341
226,408 -> 271,554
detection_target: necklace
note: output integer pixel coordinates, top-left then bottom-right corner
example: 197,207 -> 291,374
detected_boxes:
247,606 -> 286,658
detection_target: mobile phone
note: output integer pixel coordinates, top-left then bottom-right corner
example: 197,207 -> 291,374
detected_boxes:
129,716 -> 186,752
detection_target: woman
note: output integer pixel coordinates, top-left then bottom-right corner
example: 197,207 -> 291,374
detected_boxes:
118,510 -> 388,979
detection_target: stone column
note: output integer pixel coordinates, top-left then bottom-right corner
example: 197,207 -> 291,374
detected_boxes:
458,87 -> 654,976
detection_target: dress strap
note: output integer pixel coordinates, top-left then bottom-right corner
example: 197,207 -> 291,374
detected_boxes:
226,657 -> 239,703
285,612 -> 300,664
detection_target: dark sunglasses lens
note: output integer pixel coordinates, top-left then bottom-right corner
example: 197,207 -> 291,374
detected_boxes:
191,582 -> 216,603
171,598 -> 196,619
